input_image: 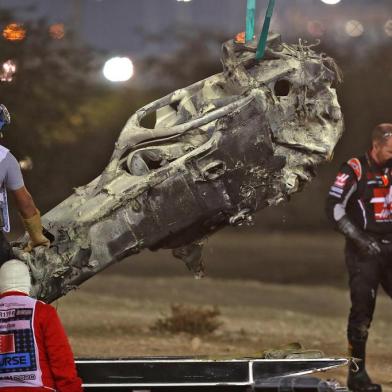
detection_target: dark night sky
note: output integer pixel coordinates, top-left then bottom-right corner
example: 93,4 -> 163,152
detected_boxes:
0,0 -> 391,57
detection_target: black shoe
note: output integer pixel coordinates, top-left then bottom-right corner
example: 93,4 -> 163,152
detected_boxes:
347,369 -> 382,392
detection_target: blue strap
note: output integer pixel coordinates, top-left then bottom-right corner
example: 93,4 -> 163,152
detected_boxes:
256,0 -> 275,60
245,0 -> 256,43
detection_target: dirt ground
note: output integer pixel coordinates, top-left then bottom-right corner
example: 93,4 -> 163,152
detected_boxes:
54,232 -> 392,390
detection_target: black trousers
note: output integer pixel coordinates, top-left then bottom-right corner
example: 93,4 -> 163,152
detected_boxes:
0,231 -> 12,267
345,240 -> 392,342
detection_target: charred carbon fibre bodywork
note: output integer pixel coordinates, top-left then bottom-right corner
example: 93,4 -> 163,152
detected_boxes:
14,34 -> 344,302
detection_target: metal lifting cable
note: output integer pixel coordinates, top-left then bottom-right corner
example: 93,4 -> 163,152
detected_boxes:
255,0 -> 276,60
246,0 -> 256,43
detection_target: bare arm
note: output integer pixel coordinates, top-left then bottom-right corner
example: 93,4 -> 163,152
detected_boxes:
5,153 -> 49,249
11,186 -> 37,219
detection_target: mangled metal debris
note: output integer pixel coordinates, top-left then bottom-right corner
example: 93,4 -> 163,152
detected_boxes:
14,33 -> 344,302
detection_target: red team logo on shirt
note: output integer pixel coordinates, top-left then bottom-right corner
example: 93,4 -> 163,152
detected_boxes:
370,187 -> 392,222
334,173 -> 349,188
347,158 -> 362,181
0,333 -> 15,354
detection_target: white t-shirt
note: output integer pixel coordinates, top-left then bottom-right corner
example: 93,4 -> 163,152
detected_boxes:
0,145 -> 24,191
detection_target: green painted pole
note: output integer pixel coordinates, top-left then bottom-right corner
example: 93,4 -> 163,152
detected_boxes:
256,0 -> 275,60
245,0 -> 256,43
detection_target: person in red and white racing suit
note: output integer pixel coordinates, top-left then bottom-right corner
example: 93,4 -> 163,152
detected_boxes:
0,259 -> 83,392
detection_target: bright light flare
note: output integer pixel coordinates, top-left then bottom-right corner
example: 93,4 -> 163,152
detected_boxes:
49,23 -> 65,40
345,20 -> 364,37
0,60 -> 16,82
320,0 -> 341,4
103,57 -> 134,82
384,20 -> 392,37
19,156 -> 33,171
2,23 -> 26,41
307,20 -> 325,37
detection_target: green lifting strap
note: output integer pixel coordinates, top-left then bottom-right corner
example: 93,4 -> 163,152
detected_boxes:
245,0 -> 256,43
256,0 -> 275,60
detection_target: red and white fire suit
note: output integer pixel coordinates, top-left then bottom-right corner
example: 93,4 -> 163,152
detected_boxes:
0,291 -> 83,392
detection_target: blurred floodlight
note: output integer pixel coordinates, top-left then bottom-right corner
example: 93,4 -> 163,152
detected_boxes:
103,57 -> 134,82
177,0 -> 192,2
384,20 -> 392,37
307,20 -> 325,37
320,0 -> 341,4
345,20 -> 364,37
2,23 -> 26,41
0,60 -> 16,82
49,23 -> 65,40
19,156 -> 33,171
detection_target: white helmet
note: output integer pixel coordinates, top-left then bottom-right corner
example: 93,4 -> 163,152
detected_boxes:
0,259 -> 31,295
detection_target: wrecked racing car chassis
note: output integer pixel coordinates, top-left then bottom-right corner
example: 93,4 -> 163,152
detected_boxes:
14,33 -> 343,302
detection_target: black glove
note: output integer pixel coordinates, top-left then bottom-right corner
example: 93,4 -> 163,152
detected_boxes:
379,240 -> 392,255
337,216 -> 381,256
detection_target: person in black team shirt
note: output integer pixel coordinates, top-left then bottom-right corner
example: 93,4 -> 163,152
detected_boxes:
326,123 -> 392,392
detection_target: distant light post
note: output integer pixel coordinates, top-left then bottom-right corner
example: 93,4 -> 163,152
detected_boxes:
103,57 -> 134,82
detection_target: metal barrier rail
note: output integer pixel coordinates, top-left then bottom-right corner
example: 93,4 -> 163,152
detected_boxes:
76,357 -> 349,391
